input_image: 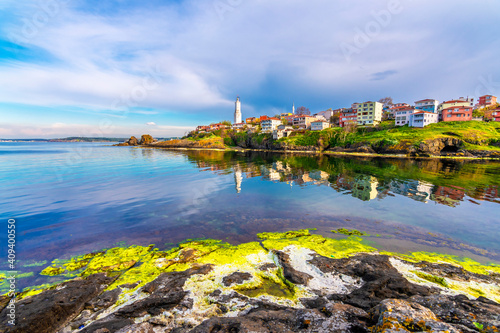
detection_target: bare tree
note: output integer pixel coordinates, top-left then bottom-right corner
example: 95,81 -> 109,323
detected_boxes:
378,97 -> 393,108
296,106 -> 311,115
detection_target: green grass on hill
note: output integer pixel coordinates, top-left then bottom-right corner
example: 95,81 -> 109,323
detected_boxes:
278,121 -> 500,150
353,121 -> 500,145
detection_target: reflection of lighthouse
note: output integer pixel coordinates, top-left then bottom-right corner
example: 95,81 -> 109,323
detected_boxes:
234,166 -> 242,193
234,96 -> 242,124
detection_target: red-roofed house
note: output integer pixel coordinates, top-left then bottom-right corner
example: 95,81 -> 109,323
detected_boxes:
414,99 -> 439,113
478,95 -> 497,107
261,118 -> 281,132
492,110 -> 500,122
394,107 -> 416,126
340,108 -> 357,128
441,106 -> 473,122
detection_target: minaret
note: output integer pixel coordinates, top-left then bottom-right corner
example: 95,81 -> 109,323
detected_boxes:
234,96 -> 242,124
292,102 -> 295,115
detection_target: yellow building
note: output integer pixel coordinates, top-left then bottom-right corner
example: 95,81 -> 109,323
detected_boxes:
357,101 -> 383,126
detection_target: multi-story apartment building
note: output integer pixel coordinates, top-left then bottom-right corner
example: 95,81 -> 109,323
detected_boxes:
311,121 -> 330,131
294,115 -> 317,129
477,95 -> 497,107
261,118 -> 282,132
441,106 -> 473,122
414,99 -> 439,113
357,101 -> 383,126
437,98 -> 474,121
340,108 -> 357,128
408,111 -> 438,128
394,107 -> 414,126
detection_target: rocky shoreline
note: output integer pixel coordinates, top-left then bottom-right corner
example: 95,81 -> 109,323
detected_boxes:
116,136 -> 500,159
1,230 -> 499,333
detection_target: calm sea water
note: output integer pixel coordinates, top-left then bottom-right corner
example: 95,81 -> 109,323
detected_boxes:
1,142 -> 499,290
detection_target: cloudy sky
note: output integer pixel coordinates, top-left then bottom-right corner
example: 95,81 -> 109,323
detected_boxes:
1,0 -> 499,138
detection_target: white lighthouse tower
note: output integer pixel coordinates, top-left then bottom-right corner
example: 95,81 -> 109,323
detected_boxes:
234,96 -> 242,124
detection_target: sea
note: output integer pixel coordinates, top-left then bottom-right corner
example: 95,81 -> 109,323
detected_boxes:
0,142 -> 499,291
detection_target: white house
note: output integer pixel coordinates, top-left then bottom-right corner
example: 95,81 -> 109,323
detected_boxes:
395,107 -> 416,126
409,111 -> 438,128
232,123 -> 245,130
311,121 -> 330,131
261,118 -> 281,132
273,125 -> 293,140
414,99 -> 439,113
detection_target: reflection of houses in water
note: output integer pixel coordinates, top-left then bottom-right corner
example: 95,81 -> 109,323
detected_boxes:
387,180 -> 433,203
260,165 -> 281,181
258,163 -> 331,187
309,170 -> 330,186
431,186 -> 466,207
351,175 -> 379,201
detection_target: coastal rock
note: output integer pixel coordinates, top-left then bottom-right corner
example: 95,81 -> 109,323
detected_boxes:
139,134 -> 154,145
370,299 -> 459,333
117,136 -> 139,146
308,254 -> 437,310
410,294 -> 500,332
0,273 -> 115,333
190,301 -> 370,333
222,272 -> 253,286
73,265 -> 212,332
274,250 -> 313,285
418,137 -> 463,156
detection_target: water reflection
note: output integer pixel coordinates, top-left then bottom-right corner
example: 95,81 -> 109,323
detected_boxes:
180,150 -> 500,207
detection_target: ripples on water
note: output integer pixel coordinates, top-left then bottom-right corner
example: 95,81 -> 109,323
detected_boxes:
0,142 -> 499,289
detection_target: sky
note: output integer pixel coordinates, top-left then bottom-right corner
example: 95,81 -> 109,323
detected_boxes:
1,0 -> 500,138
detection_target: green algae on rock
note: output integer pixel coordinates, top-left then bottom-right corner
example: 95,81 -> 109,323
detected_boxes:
331,228 -> 368,236
257,229 -> 312,240
4,229 -> 500,332
261,232 -> 376,259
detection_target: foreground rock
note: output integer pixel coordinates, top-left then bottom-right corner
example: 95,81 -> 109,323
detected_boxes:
1,230 -> 499,332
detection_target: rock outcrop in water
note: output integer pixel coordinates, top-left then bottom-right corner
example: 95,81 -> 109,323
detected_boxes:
1,230 -> 499,332
116,136 -> 139,146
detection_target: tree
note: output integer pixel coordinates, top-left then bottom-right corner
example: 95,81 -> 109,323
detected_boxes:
296,106 -> 311,115
282,119 -> 289,125
378,97 -> 393,108
330,114 -> 340,126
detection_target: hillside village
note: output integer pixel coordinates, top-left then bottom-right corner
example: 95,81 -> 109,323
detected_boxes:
193,95 -> 500,141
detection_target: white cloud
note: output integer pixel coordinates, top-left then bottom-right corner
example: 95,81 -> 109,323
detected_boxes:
146,122 -> 156,126
1,0 -> 499,126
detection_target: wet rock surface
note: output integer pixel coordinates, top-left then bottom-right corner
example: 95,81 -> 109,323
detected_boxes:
0,273 -> 115,333
274,250 -> 313,285
222,272 -> 253,287
2,234 -> 499,333
309,254 -> 437,310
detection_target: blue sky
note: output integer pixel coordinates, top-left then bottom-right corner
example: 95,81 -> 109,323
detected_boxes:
1,0 -> 500,138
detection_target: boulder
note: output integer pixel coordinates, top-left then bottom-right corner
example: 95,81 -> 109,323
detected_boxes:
0,273 -> 115,333
139,134 -> 154,145
308,254 -> 437,310
370,299 -> 459,332
127,136 -> 139,146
